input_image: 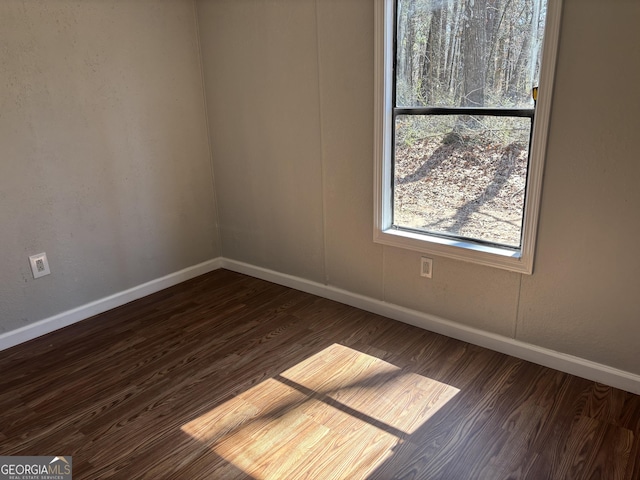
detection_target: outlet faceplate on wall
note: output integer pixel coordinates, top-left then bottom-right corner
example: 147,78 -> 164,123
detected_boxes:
420,256 -> 433,278
29,252 -> 51,279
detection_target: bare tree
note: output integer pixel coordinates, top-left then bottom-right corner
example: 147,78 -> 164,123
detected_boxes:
461,0 -> 488,108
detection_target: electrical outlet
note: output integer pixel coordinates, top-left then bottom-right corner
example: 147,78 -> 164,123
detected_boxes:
420,256 -> 433,278
29,252 -> 51,279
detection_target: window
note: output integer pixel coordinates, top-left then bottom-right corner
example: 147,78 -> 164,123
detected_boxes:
374,0 -> 562,274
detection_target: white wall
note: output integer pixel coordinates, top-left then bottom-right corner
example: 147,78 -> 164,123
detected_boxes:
2,0 -> 637,380
0,0 -> 219,333
197,0 -> 640,375
196,0 -> 326,282
517,0 -> 640,372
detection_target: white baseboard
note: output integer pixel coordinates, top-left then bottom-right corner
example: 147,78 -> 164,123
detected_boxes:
0,258 -> 223,352
3,256 -> 639,395
221,258 -> 640,395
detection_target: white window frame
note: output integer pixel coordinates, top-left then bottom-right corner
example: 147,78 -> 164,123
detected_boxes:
373,0 -> 563,274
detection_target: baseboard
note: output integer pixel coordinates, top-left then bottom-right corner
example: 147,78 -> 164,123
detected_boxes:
0,257 -> 223,352
3,256 -> 639,395
221,258 -> 640,395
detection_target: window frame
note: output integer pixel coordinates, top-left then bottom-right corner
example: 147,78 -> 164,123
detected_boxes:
373,0 -> 563,274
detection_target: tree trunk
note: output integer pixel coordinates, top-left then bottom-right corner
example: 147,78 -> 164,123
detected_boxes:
420,7 -> 442,105
404,0 -> 417,104
507,0 -> 532,102
461,0 -> 487,108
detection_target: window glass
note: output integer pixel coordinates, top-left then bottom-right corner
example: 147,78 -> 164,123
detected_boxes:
395,0 -> 547,109
374,0 -> 560,273
393,114 -> 531,247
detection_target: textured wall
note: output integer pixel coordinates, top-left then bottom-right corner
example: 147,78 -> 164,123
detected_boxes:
0,0 -> 219,333
517,0 -> 640,373
4,0 -> 635,376
198,0 -> 640,375
196,0 -> 325,282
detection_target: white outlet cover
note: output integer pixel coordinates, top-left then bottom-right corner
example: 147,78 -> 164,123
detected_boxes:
420,256 -> 433,278
29,252 -> 51,279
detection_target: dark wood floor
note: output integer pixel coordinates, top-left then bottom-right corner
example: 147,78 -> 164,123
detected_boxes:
0,270 -> 638,479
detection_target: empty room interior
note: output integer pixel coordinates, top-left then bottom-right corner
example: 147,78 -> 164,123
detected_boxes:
1,0 -> 639,478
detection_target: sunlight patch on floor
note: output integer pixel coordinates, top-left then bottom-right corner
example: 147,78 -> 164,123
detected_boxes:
181,343 -> 459,479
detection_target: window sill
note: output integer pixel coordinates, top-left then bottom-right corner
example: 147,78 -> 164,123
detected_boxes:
374,227 -> 533,274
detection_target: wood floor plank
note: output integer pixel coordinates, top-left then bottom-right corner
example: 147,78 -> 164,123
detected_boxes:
624,431 -> 640,480
475,401 -> 548,480
0,269 -> 638,479
553,415 -> 631,480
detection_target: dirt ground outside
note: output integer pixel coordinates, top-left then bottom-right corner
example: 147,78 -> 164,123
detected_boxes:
393,134 -> 528,248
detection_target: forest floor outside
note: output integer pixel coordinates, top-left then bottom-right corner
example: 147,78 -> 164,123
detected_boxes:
393,133 -> 529,247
